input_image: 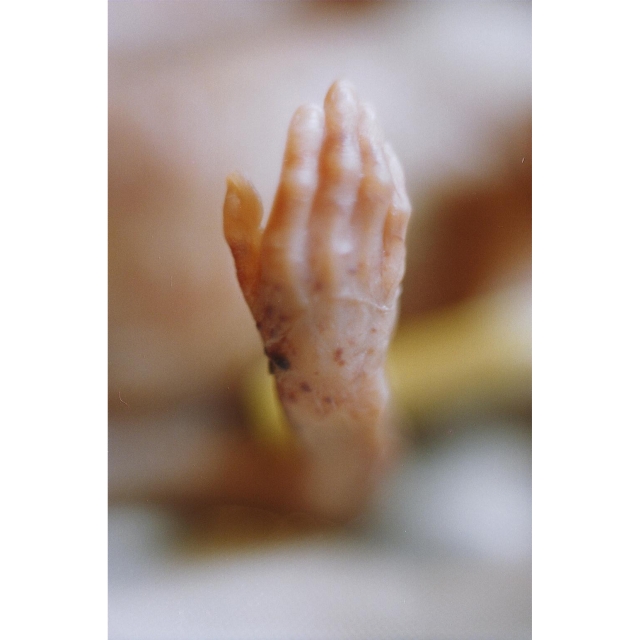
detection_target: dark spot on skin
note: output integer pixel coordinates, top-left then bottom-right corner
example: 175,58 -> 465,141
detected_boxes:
269,327 -> 278,339
256,321 -> 262,330
300,382 -> 312,392
322,396 -> 332,404
264,347 -> 290,371
272,354 -> 290,370
348,267 -> 357,275
286,391 -> 297,403
367,348 -> 375,355
370,328 -> 377,333
278,315 -> 290,323
333,348 -> 345,366
313,281 -> 324,292
265,305 -> 274,319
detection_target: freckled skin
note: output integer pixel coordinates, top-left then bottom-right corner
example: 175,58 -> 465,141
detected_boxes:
223,81 -> 411,514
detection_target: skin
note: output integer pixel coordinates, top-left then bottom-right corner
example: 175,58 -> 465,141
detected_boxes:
223,81 -> 411,516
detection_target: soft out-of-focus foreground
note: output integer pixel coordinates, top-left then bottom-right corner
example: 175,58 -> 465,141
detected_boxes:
109,2 -> 531,638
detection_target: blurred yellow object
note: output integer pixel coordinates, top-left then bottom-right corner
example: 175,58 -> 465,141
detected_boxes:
388,285 -> 531,426
242,359 -> 294,448
242,285 -> 531,441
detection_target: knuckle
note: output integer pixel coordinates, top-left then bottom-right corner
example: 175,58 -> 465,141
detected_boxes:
280,170 -> 316,201
322,140 -> 361,183
388,210 -> 410,238
361,174 -> 393,201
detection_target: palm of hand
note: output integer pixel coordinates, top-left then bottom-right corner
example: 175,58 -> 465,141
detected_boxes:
224,81 -> 410,437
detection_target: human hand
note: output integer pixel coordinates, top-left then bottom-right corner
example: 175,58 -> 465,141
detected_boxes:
223,82 -> 410,515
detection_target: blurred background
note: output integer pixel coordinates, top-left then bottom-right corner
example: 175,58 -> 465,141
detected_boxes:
109,1 -> 531,638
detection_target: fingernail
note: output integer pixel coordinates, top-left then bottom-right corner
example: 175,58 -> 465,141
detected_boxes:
328,79 -> 357,106
335,79 -> 355,96
226,172 -> 247,196
293,104 -> 324,131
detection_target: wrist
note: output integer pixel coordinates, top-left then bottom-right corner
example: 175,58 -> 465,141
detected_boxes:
273,364 -> 389,437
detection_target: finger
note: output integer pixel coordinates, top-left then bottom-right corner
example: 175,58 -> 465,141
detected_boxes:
310,80 -> 362,291
381,142 -> 411,297
353,103 -> 394,279
223,172 -> 263,308
263,104 -> 324,283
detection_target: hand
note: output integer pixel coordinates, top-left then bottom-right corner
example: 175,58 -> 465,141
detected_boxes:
223,81 -> 411,510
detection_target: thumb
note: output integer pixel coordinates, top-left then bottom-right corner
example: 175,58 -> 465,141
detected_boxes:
223,172 -> 263,308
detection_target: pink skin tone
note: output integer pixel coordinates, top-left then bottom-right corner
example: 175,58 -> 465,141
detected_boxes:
223,81 -> 411,516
